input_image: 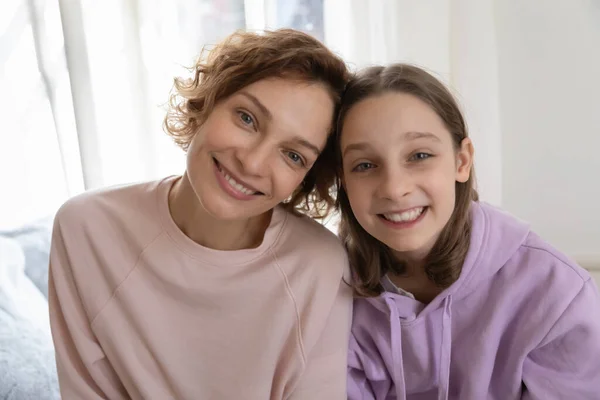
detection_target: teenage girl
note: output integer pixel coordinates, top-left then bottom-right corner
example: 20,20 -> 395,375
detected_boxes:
336,64 -> 600,399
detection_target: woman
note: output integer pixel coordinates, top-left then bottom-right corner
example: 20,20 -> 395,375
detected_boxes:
49,29 -> 352,399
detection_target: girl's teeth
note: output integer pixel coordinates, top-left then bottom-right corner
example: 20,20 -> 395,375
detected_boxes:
383,207 -> 424,222
224,172 -> 255,195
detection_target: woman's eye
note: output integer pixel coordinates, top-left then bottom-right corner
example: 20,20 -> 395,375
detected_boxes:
286,151 -> 305,167
238,111 -> 255,126
352,162 -> 375,172
410,152 -> 432,161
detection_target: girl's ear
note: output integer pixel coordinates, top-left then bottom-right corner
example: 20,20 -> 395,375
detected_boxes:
455,138 -> 474,183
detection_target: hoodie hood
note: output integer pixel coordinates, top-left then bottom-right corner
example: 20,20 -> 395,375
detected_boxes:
366,201 -> 531,316
350,201 -> 532,400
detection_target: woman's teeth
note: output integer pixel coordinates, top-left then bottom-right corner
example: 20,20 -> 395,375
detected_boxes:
223,171 -> 255,195
383,207 -> 424,222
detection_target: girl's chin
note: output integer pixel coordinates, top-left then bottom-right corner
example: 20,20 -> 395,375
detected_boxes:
380,237 -> 436,261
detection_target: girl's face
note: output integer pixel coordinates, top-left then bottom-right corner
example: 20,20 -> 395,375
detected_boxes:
186,78 -> 334,221
340,92 -> 473,261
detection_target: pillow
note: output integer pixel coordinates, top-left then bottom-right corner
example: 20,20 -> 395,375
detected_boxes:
0,309 -> 60,400
0,216 -> 53,298
0,236 -> 59,399
0,237 -> 50,332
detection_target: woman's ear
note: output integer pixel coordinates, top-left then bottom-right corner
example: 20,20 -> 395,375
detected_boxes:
455,138 -> 474,183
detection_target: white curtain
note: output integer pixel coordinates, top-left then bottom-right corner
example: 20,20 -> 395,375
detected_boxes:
56,0 -> 332,191
0,0 -> 82,229
324,0 -> 502,206
0,0 -> 503,230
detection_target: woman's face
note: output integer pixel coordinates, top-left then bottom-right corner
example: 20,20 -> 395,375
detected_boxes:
186,78 -> 334,221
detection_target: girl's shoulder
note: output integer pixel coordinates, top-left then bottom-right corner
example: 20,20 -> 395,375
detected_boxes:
522,231 -> 589,276
474,201 -> 590,286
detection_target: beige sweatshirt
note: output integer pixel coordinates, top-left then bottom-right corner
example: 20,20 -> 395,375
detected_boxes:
48,177 -> 352,399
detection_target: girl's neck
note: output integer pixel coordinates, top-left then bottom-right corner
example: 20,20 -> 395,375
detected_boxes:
388,251 -> 442,304
168,174 -> 272,251
387,270 -> 443,304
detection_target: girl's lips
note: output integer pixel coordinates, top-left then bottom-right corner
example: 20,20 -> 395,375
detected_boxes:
377,206 -> 428,229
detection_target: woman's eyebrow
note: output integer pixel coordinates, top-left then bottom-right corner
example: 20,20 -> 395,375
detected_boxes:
238,91 -> 272,121
291,137 -> 321,157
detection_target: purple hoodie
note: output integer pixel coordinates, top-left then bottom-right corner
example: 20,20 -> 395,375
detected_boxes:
348,202 -> 600,399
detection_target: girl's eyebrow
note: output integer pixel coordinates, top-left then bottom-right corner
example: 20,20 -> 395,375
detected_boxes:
343,131 -> 441,157
404,131 -> 441,142
342,142 -> 372,157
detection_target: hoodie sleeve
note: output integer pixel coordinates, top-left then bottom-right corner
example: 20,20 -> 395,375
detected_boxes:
48,211 -> 128,399
347,333 -> 392,400
522,277 -> 600,399
348,333 -> 375,399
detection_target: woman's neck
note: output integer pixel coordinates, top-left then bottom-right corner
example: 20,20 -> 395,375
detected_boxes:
168,174 -> 272,251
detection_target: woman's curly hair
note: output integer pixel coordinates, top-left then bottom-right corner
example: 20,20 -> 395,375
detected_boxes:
164,29 -> 349,218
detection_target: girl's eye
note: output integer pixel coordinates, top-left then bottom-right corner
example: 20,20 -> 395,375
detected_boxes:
238,111 -> 255,127
352,162 -> 375,172
286,151 -> 306,167
410,152 -> 432,161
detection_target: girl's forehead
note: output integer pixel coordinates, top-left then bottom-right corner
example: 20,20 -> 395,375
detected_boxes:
344,93 -> 441,125
340,94 -> 451,148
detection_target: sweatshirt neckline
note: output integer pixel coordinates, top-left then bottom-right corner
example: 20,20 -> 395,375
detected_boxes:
156,176 -> 287,266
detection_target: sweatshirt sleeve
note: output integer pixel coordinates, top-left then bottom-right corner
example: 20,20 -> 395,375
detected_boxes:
287,277 -> 353,400
48,212 -> 128,399
522,277 -> 600,399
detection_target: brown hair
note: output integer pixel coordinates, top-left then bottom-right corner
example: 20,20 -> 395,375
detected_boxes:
164,29 -> 349,218
335,64 -> 479,297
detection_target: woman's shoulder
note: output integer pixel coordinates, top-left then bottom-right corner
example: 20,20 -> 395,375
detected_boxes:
52,178 -> 171,261
280,211 -> 346,255
55,178 -> 167,227
274,210 -> 349,278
